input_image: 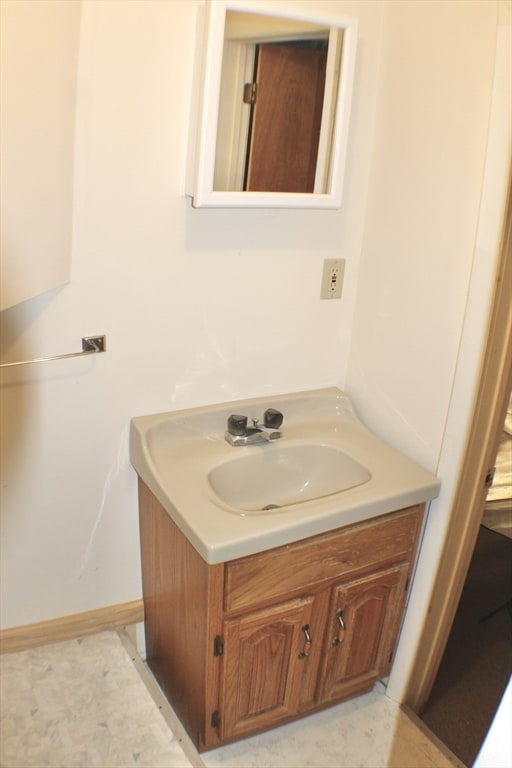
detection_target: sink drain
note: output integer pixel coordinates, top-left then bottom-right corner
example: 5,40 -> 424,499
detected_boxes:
261,503 -> 281,511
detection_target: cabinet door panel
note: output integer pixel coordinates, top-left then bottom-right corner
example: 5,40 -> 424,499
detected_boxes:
321,564 -> 409,703
219,598 -> 314,740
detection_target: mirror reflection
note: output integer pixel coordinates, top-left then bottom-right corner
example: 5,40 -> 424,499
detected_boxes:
214,10 -> 343,194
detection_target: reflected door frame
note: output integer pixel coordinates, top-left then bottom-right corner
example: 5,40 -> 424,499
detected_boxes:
214,39 -> 254,191
214,28 -> 341,194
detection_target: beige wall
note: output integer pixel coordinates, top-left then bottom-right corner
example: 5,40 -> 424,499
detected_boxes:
0,0 -> 81,309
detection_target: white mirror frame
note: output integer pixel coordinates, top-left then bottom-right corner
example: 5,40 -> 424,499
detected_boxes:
187,0 -> 358,209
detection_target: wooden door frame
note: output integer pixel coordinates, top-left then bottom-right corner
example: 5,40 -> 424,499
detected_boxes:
404,173 -> 512,712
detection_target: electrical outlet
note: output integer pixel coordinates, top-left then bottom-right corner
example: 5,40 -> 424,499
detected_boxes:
320,258 -> 345,299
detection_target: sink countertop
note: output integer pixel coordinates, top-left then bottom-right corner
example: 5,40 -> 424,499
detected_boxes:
130,387 -> 441,564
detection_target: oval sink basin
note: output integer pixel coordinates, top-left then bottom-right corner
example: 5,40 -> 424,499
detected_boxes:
208,444 -> 371,513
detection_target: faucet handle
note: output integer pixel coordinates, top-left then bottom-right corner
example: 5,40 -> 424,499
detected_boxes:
227,414 -> 248,436
264,408 -> 283,429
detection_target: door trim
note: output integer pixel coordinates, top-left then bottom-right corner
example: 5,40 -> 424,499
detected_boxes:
404,173 -> 512,712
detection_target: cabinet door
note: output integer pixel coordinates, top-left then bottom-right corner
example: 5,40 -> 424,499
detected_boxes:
321,564 -> 409,704
219,597 -> 314,740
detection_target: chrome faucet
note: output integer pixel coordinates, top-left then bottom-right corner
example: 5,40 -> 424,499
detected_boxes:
225,408 -> 283,446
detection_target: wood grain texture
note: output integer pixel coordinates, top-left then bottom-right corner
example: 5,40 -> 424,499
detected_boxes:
0,600 -> 144,654
225,506 -> 422,613
138,480 -> 224,751
320,563 -> 409,704
220,597 -> 314,740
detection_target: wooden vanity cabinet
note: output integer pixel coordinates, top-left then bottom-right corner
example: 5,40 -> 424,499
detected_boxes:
138,479 -> 424,752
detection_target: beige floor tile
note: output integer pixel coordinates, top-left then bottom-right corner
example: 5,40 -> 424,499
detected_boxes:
0,631 -> 462,768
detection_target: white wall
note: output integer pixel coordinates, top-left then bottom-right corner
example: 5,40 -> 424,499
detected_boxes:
346,0 -> 510,700
346,0 -> 501,467
0,0 -> 383,628
0,3 -> 508,724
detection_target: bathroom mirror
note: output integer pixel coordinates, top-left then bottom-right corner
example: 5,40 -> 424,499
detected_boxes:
187,0 -> 357,209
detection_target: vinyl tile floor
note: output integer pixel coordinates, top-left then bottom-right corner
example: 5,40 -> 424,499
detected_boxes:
0,630 -> 463,768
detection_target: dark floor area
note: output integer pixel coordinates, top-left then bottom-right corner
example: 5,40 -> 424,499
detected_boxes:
421,524 -> 512,767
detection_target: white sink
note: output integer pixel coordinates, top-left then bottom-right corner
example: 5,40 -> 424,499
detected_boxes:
130,387 -> 440,563
208,444 -> 371,512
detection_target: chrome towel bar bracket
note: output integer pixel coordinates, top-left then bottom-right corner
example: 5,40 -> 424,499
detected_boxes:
0,335 -> 106,368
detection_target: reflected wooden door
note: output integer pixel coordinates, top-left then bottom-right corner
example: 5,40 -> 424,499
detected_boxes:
245,42 -> 327,193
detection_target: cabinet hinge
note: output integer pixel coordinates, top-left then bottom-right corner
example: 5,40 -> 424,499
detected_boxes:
211,710 -> 221,728
213,635 -> 224,656
485,467 -> 495,488
405,577 -> 410,592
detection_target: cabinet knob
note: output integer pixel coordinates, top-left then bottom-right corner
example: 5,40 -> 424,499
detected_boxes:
332,610 -> 346,647
298,624 -> 312,659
